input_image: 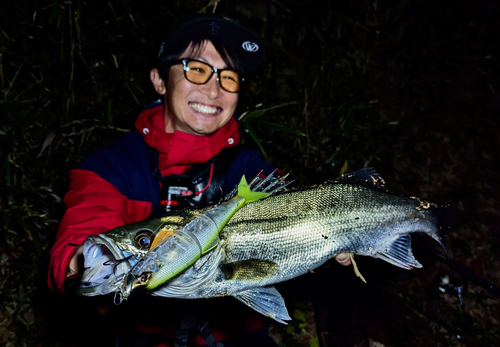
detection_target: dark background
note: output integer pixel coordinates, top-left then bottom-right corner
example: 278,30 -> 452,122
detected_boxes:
1,0 -> 499,346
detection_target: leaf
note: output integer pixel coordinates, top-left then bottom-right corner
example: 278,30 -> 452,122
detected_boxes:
245,124 -> 268,161
293,308 -> 306,322
253,120 -> 306,136
310,338 -> 320,347
37,132 -> 56,158
239,102 -> 298,159
239,108 -> 265,122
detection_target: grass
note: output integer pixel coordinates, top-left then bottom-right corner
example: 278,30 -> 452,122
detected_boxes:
1,0 -> 499,346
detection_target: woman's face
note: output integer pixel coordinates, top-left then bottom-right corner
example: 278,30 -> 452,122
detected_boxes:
151,41 -> 239,136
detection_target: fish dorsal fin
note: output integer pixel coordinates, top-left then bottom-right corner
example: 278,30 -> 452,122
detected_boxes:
334,167 -> 387,192
375,234 -> 422,269
221,259 -> 280,281
233,286 -> 291,324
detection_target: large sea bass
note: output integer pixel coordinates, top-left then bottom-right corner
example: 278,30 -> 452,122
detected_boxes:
79,168 -> 458,323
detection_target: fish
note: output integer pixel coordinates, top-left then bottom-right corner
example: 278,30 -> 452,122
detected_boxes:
77,172 -> 291,297
79,168 -> 459,323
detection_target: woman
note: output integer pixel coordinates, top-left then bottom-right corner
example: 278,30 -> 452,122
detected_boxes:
49,14 -> 350,347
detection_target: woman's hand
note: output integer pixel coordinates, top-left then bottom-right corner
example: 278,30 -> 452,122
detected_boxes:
335,252 -> 352,266
66,244 -> 84,278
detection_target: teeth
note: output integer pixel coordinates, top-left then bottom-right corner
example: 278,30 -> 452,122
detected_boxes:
190,103 -> 218,115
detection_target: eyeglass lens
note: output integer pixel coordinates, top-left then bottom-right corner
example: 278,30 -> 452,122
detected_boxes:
184,60 -> 240,93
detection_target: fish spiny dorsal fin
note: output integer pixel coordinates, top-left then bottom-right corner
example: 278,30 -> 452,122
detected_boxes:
334,167 -> 387,193
375,234 -> 422,270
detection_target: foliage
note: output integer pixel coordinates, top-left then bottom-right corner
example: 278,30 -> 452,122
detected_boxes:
238,102 -> 302,161
1,0 -> 499,346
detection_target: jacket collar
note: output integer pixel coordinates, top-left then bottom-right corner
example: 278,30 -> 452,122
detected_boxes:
134,103 -> 241,176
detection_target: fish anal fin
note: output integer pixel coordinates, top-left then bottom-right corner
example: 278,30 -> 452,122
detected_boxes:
350,253 -> 367,283
233,286 -> 291,324
375,234 -> 422,270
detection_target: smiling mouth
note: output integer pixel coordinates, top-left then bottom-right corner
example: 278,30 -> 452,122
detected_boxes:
189,102 -> 221,115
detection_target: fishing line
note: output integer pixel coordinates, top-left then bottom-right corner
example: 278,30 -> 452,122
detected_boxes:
103,254 -> 136,276
103,254 -> 134,266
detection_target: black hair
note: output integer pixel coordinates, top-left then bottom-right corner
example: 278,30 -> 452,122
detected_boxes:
158,39 -> 243,83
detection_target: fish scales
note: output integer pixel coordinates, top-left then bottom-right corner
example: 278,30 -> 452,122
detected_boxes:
222,183 -> 425,265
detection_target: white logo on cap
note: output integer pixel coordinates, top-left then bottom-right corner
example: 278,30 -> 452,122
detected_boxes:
242,41 -> 259,52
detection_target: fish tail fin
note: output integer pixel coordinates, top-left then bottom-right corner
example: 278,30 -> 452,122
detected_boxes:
429,204 -> 462,257
237,176 -> 272,203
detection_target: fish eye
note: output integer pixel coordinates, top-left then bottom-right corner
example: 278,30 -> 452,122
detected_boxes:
139,274 -> 150,284
134,230 -> 155,250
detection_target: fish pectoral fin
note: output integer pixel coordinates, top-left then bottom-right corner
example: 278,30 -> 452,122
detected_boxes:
375,234 -> 422,270
233,286 -> 291,324
350,253 -> 367,283
202,236 -> 220,255
221,259 -> 280,281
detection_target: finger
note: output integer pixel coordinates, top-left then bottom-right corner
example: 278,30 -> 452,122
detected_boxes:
66,267 -> 77,278
335,253 -> 352,266
66,244 -> 85,277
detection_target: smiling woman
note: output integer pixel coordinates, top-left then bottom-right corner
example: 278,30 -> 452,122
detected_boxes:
46,12 -> 355,347
152,41 -> 240,136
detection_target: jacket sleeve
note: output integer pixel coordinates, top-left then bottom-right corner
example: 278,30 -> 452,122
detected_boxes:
48,169 -> 152,294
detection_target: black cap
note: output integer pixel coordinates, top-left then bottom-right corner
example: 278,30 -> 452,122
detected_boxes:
158,15 -> 265,75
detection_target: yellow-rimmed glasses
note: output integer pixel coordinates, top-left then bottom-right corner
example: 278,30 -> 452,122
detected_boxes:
170,58 -> 243,93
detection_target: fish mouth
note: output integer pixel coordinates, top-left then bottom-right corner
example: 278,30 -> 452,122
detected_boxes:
78,235 -> 135,296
